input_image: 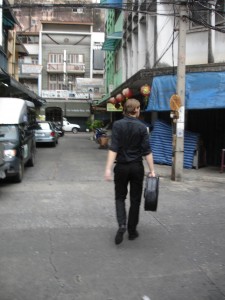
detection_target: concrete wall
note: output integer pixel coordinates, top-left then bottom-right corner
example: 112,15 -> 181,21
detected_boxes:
122,2 -> 225,78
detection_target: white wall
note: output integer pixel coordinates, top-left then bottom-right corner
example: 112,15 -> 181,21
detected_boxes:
24,44 -> 39,55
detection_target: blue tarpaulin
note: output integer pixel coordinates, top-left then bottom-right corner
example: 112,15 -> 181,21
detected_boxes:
146,71 -> 225,111
150,120 -> 199,169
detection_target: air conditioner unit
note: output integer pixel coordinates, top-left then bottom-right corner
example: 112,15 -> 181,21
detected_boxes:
72,8 -> 84,14
31,19 -> 37,26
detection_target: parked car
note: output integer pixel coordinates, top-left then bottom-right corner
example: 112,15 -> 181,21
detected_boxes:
45,107 -> 64,136
0,98 -> 37,183
62,120 -> 80,134
51,122 -> 64,137
35,121 -> 58,147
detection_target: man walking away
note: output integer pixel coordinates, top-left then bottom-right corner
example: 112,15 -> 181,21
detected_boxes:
104,98 -> 155,245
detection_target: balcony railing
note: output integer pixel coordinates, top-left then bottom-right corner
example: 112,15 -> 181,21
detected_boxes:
47,63 -> 85,73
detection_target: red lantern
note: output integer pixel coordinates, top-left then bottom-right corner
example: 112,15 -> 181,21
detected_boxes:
116,93 -> 125,103
140,84 -> 151,108
122,88 -> 133,99
108,97 -> 116,104
140,84 -> 151,97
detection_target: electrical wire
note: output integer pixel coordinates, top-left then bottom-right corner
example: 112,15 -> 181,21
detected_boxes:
146,6 -> 175,68
153,30 -> 178,68
172,1 -> 177,74
187,1 -> 225,33
1,0 -> 225,34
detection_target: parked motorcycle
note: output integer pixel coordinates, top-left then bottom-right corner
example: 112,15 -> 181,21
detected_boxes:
93,128 -> 108,144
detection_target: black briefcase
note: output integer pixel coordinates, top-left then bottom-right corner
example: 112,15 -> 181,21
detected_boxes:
144,176 -> 159,211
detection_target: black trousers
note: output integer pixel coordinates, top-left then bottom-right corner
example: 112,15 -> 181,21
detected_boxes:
114,161 -> 144,234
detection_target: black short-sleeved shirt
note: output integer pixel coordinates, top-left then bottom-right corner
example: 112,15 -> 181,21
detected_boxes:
109,115 -> 152,163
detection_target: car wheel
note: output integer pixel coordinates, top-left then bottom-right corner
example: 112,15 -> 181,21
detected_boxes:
27,150 -> 35,167
13,161 -> 24,183
52,141 -> 56,147
27,145 -> 36,167
72,128 -> 78,134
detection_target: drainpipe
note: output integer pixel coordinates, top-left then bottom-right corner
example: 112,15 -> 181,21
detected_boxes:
90,25 -> 93,79
208,1 -> 216,63
38,30 -> 42,96
63,49 -> 67,87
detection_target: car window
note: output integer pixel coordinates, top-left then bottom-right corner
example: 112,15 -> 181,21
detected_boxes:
0,125 -> 18,141
37,123 -> 51,130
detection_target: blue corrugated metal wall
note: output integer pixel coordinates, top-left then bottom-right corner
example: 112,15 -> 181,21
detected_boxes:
150,120 -> 199,169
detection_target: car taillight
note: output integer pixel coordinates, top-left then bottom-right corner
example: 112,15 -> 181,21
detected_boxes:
50,132 -> 55,137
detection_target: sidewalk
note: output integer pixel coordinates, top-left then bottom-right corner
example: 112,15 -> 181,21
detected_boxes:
102,131 -> 225,184
155,164 -> 225,184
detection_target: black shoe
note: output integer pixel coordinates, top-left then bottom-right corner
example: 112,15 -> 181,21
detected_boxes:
115,226 -> 126,245
128,230 -> 139,240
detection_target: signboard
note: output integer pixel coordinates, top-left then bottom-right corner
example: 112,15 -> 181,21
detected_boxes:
75,78 -> 104,87
107,103 -> 123,112
42,90 -> 89,99
92,106 -> 106,112
40,102 -> 90,117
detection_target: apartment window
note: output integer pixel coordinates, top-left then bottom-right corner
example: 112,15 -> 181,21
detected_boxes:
18,35 -> 39,44
72,8 -> 84,13
49,53 -> 63,64
58,74 -> 64,90
48,74 -> 75,90
49,74 -> 57,90
67,54 -> 84,63
31,56 -> 38,64
42,8 -> 53,19
93,50 -> 104,70
190,3 -> 209,28
67,75 -> 75,90
216,0 -> 225,26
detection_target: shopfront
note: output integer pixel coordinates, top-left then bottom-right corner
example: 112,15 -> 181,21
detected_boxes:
146,71 -> 225,166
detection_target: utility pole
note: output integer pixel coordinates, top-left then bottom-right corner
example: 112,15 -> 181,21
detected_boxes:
208,0 -> 216,63
63,49 -> 68,117
171,1 -> 188,181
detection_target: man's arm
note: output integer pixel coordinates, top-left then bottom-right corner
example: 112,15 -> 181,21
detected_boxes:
104,150 -> 117,181
145,153 -> 156,177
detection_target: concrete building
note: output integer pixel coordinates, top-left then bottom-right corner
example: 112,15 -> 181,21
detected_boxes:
0,0 -> 45,108
100,0 -> 225,167
12,0 -> 106,130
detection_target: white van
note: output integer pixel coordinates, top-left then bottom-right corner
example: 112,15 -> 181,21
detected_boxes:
62,119 -> 80,134
0,98 -> 36,182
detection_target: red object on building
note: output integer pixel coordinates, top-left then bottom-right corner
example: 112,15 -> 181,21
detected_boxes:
122,87 -> 133,99
108,97 -> 116,104
140,84 -> 151,97
116,93 -> 125,103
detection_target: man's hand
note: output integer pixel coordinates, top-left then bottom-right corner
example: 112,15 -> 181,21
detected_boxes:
148,170 -> 156,177
105,168 -> 112,181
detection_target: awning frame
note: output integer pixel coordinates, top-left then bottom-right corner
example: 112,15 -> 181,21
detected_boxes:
102,31 -> 122,51
0,68 -> 46,107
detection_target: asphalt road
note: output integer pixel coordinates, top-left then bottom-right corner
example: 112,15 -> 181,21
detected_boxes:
0,133 -> 225,300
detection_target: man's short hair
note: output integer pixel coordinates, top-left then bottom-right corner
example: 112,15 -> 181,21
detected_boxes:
123,98 -> 140,115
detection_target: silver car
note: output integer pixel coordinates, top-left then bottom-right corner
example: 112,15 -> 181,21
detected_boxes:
35,121 -> 58,147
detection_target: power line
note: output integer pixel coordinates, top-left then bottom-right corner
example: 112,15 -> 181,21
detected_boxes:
2,1 -> 225,33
